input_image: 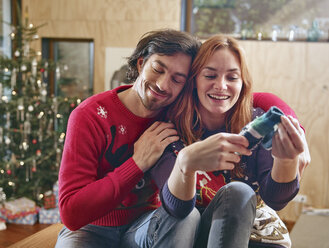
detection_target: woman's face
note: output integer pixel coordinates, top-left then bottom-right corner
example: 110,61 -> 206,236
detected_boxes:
196,48 -> 243,128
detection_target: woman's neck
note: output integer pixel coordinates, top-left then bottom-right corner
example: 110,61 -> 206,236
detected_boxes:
201,113 -> 226,131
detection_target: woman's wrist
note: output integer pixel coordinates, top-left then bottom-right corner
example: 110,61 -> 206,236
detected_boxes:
271,156 -> 299,183
176,149 -> 196,177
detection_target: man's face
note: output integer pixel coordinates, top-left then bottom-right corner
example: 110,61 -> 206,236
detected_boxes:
134,53 -> 192,112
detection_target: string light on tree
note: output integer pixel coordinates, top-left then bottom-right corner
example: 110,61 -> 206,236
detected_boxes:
0,9 -> 81,205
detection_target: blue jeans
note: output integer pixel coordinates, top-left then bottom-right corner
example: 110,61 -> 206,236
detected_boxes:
195,181 -> 257,248
55,206 -> 200,248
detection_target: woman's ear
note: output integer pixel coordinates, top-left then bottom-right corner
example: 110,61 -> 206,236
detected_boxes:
137,57 -> 144,73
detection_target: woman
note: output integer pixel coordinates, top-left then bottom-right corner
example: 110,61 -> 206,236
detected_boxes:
151,35 -> 308,248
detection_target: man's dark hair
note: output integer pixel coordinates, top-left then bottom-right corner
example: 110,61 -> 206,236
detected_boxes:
126,29 -> 201,82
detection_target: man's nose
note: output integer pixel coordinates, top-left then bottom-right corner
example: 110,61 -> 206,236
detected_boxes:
156,74 -> 171,92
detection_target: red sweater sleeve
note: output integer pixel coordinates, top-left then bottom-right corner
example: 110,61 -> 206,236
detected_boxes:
58,107 -> 143,230
253,92 -> 305,132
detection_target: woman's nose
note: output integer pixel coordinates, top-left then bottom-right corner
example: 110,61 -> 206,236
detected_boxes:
214,77 -> 227,91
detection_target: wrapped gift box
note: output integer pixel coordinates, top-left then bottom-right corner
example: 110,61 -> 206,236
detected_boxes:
7,212 -> 38,225
1,197 -> 38,225
4,197 -> 36,215
43,191 -> 56,209
39,207 -> 61,224
0,209 -> 38,225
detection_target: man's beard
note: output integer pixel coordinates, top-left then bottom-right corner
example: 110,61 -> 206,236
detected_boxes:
139,81 -> 170,111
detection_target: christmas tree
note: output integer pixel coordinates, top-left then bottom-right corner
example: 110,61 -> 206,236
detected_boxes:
0,8 -> 79,206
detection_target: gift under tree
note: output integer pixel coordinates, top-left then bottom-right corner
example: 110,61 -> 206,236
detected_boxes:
0,7 -> 79,206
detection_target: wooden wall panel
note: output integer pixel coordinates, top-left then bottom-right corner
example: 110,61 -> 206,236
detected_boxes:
22,0 -> 181,94
240,41 -> 329,213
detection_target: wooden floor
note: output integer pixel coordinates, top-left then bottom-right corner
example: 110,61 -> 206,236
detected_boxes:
0,223 -> 51,248
0,221 -> 295,248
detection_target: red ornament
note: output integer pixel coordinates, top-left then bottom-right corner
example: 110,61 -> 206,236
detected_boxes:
70,103 -> 75,108
32,167 -> 37,172
6,169 -> 12,175
32,139 -> 37,144
40,68 -> 45,72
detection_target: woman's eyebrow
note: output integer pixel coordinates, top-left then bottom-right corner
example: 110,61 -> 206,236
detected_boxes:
203,67 -> 240,72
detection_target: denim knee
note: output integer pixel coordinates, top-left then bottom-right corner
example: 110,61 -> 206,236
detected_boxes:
185,207 -> 201,228
223,181 -> 256,220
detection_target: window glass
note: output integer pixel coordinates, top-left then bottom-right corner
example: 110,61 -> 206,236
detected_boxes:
0,0 -> 11,57
42,39 -> 94,99
191,0 -> 329,41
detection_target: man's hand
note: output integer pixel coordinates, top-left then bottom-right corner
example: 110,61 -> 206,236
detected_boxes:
133,122 -> 179,172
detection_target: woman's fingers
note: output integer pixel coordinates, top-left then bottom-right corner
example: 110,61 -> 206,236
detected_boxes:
272,116 -> 305,160
280,116 -> 304,153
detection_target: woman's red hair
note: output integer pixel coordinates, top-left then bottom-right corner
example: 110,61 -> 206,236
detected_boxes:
168,34 -> 253,145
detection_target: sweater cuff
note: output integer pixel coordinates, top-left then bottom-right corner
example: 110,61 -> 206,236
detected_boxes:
112,157 -> 144,190
161,182 -> 196,219
262,175 -> 299,210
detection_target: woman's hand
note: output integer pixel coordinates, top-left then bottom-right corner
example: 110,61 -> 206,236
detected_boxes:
271,115 -> 308,182
177,133 -> 252,175
168,132 -> 251,201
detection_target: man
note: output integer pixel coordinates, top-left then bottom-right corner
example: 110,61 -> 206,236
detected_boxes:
55,29 -> 201,248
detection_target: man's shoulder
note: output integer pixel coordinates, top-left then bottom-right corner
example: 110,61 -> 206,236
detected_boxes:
76,86 -> 130,112
78,90 -> 114,108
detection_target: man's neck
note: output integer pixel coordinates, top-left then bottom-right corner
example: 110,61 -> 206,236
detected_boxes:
117,87 -> 160,118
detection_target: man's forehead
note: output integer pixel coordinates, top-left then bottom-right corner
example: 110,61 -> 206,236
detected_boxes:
148,53 -> 191,74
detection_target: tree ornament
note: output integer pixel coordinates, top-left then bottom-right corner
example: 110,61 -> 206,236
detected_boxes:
59,133 -> 65,143
11,68 -> 17,88
32,58 -> 38,77
31,159 -> 37,178
10,153 -> 18,166
25,164 -> 30,182
14,50 -> 20,57
24,43 -> 30,57
0,127 -> 3,144
21,64 -> 27,71
17,98 -> 25,121
43,61 -> 48,78
39,82 -> 47,102
28,105 -> 34,112
22,140 -> 29,150
56,66 -> 61,80
24,116 -> 32,136
5,112 -> 10,129
0,187 -> 6,203
5,136 -> 11,145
